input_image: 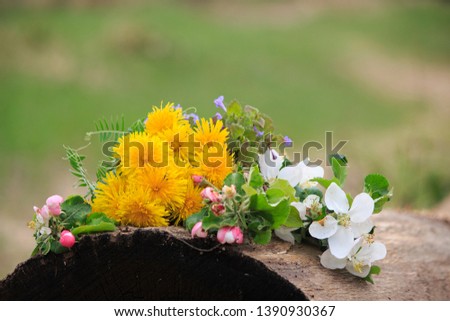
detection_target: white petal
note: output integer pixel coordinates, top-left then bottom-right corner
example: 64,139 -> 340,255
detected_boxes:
320,249 -> 347,269
278,163 -> 302,187
274,227 -> 297,244
258,149 -> 283,182
39,227 -> 51,236
300,164 -> 324,185
324,182 -> 349,214
225,230 -> 238,243
328,226 -> 354,259
291,201 -> 307,220
346,262 -> 371,278
349,193 -> 374,223
304,194 -> 320,209
36,214 -> 44,224
352,219 -> 374,238
308,215 -> 338,240
369,242 -> 387,262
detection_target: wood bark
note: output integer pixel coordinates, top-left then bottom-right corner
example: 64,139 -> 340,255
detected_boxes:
1,210 -> 449,300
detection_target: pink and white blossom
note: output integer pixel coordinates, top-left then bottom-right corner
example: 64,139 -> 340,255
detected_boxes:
46,195 -> 64,216
191,222 -> 208,238
217,226 -> 244,244
200,187 -> 222,203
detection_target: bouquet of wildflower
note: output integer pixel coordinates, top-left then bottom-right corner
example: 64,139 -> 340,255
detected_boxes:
29,96 -> 392,283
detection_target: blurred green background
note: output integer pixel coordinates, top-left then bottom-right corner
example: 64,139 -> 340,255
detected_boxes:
1,0 -> 449,278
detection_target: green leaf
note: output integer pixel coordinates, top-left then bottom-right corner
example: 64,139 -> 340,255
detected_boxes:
270,179 -> 297,202
373,195 -> 390,213
71,222 -> 116,236
242,184 -> 257,197
346,193 -> 353,207
50,240 -> 69,254
248,165 -> 264,189
202,211 -> 238,230
60,195 -> 92,228
41,240 -> 51,255
311,177 -> 340,189
252,229 -> 272,245
86,212 -> 116,225
284,205 -> 304,228
364,265 -> 381,284
305,187 -> 323,199
224,172 -> 245,195
364,274 -> 374,284
249,191 -> 290,229
64,146 -> 96,198
71,212 -> 117,236
185,208 -> 208,230
370,265 -> 381,275
364,174 -> 389,198
227,100 -> 243,117
331,157 -> 348,186
247,216 -> 271,232
244,105 -> 259,118
229,123 -> 245,138
364,174 -> 392,213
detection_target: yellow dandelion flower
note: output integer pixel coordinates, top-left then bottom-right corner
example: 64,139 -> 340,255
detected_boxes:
118,187 -> 169,227
200,152 -> 233,187
114,133 -> 171,169
145,102 -> 188,136
92,172 -> 127,222
160,122 -> 195,163
131,164 -> 188,210
194,118 -> 228,147
173,180 -> 203,224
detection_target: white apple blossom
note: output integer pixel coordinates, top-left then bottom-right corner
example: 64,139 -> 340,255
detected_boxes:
258,149 -> 324,188
309,182 -> 374,259
274,226 -> 298,244
320,237 -> 387,277
275,195 -> 324,243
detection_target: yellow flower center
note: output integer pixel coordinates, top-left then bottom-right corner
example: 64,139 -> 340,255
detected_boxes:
338,214 -> 351,227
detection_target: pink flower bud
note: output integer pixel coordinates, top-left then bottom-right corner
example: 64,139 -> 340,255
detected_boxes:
192,175 -> 204,185
46,195 -> 64,216
191,222 -> 208,238
33,205 -> 49,220
222,184 -> 237,199
200,187 -> 222,203
60,230 -> 75,248
217,226 -> 244,244
211,203 -> 225,216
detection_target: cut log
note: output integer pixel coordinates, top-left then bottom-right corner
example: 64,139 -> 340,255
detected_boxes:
1,210 -> 449,300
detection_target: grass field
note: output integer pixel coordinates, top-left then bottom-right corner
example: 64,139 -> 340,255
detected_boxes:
0,0 -> 449,277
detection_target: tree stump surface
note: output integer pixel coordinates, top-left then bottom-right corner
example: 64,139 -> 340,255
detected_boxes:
1,210 -> 449,300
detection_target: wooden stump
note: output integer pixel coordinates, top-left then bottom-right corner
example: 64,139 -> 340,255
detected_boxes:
1,210 -> 449,300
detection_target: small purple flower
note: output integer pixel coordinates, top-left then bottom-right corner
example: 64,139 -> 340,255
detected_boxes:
214,112 -> 223,120
144,117 -> 148,124
185,113 -> 199,123
174,104 -> 182,110
254,126 -> 264,137
283,136 -> 293,146
214,95 -> 227,112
